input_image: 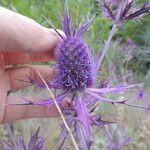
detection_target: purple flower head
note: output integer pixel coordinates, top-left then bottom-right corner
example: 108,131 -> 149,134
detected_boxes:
55,34 -> 94,91
52,5 -> 95,92
98,0 -> 150,24
123,39 -> 136,54
126,39 -> 136,47
4,127 -> 45,150
137,89 -> 145,100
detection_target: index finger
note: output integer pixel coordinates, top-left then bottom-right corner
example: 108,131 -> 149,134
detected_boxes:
3,51 -> 54,65
0,7 -> 63,53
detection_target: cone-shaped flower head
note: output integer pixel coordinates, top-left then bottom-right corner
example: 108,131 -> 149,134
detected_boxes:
54,8 -> 94,91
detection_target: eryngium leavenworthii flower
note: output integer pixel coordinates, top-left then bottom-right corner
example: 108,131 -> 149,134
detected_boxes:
4,127 -> 45,150
98,0 -> 150,24
20,3 -> 150,150
55,36 -> 94,91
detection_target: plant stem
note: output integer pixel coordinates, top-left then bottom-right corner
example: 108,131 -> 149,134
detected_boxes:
98,24 -> 117,69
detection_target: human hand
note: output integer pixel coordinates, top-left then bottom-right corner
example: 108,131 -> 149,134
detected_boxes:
0,6 -> 62,123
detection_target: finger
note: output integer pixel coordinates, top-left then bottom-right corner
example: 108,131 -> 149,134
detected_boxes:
4,51 -> 54,65
0,52 -> 5,67
0,7 -> 63,53
2,96 -> 59,123
6,65 -> 55,91
0,69 -> 9,123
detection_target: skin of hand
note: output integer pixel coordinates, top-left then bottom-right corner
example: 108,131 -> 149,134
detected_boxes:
0,6 -> 63,123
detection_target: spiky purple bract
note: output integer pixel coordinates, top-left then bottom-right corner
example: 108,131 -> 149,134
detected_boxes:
98,0 -> 150,23
4,128 -> 45,150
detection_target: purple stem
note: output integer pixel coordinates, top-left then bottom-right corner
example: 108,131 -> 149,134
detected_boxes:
97,24 -> 117,69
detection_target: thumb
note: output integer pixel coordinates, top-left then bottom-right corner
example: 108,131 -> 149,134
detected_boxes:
0,6 -> 63,53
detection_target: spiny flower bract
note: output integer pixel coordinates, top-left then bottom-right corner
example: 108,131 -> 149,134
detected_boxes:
4,128 -> 45,150
98,0 -> 150,23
